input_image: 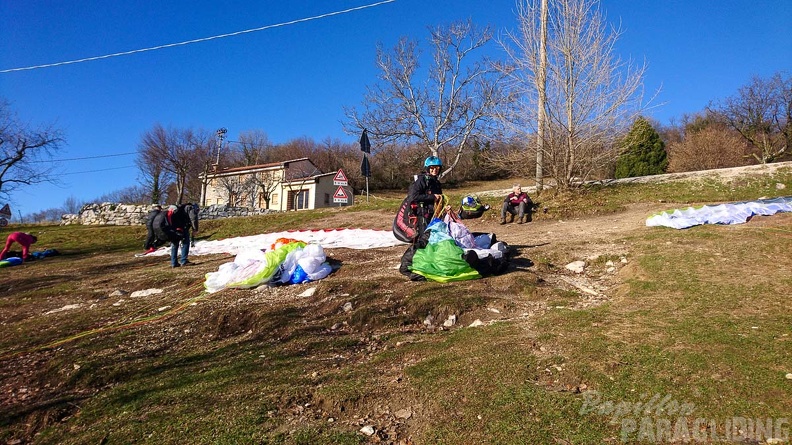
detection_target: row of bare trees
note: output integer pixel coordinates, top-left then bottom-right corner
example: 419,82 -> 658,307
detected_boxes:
5,0 -> 790,219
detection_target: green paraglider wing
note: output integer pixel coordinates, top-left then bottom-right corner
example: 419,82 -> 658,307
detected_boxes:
410,239 -> 480,282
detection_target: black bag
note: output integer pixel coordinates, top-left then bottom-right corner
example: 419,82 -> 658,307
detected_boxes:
152,211 -> 183,243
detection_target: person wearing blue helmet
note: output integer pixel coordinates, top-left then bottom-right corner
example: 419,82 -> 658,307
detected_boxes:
392,155 -> 444,243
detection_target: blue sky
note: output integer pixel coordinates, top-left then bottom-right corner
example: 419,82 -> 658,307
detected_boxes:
1,0 -> 791,218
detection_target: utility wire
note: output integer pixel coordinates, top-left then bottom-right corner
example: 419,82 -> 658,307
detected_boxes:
0,0 -> 397,73
29,151 -> 137,163
60,165 -> 136,175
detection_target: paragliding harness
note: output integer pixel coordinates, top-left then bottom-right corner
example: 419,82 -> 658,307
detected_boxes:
393,194 -> 446,243
153,207 -> 185,244
458,195 -> 490,220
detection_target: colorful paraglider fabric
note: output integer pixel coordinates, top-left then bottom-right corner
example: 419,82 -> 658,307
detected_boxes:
646,196 -> 792,229
204,239 -> 333,293
0,257 -> 23,268
401,210 -> 511,282
409,219 -> 481,282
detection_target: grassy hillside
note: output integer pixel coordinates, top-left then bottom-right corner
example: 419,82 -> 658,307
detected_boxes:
1,167 -> 791,444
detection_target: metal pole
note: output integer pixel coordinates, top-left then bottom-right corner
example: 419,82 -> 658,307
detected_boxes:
215,127 -> 227,166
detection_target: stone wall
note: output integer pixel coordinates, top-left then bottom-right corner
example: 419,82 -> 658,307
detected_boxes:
60,203 -> 279,226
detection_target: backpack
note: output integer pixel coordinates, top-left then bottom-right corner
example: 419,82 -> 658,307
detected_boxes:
152,211 -> 183,243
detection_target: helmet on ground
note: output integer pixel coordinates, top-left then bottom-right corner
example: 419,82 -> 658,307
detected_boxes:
424,156 -> 443,168
462,196 -> 475,207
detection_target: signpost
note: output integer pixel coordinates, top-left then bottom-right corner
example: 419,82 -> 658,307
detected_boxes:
333,169 -> 349,205
333,186 -> 349,204
333,169 -> 348,186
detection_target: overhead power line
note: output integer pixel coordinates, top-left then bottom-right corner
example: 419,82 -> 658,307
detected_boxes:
30,151 -> 137,163
61,165 -> 136,175
0,0 -> 397,73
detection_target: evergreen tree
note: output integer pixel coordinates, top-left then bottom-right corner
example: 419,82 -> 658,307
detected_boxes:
614,117 -> 667,178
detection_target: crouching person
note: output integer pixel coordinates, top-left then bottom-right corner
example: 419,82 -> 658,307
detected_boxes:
501,185 -> 535,224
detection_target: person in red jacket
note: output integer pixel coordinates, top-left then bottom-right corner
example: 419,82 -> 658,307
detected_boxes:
0,232 -> 38,261
500,185 -> 535,224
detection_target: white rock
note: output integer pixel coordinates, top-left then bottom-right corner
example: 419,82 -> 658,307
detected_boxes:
157,306 -> 171,312
423,314 -> 434,326
298,287 -> 317,297
785,373 -> 792,380
360,425 -> 375,436
605,260 -> 615,267
342,302 -> 353,312
443,315 -> 457,327
776,183 -> 786,190
394,408 -> 412,419
565,261 -> 586,274
130,288 -> 164,298
468,319 -> 485,328
44,304 -> 82,315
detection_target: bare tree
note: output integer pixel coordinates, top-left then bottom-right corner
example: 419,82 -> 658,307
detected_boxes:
500,0 -> 649,188
0,98 -> 64,202
135,141 -> 170,204
345,20 -> 506,178
252,169 -> 282,209
234,130 -> 274,166
62,195 -> 84,214
708,72 -> 791,163
137,124 -> 211,204
214,175 -> 254,207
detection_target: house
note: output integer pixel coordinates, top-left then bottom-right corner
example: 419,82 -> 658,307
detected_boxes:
200,158 -> 353,211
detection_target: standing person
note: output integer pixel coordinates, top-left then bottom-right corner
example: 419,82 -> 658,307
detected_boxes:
393,156 -> 445,242
165,205 -> 187,268
186,203 -> 200,248
0,232 -> 38,262
167,204 -> 199,267
143,204 -> 162,253
500,184 -> 535,224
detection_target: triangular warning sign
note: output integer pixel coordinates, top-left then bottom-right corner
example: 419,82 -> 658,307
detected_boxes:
0,204 -> 10,218
333,169 -> 348,183
333,186 -> 348,199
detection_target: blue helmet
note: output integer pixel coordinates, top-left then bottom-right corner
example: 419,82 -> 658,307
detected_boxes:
462,196 -> 475,207
424,156 -> 443,168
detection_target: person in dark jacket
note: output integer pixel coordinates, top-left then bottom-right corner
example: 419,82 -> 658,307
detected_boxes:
167,204 -> 199,267
396,156 -> 445,279
393,156 -> 446,243
143,204 -> 163,253
407,156 -> 444,233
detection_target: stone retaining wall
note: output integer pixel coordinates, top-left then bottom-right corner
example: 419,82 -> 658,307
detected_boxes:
60,203 -> 278,226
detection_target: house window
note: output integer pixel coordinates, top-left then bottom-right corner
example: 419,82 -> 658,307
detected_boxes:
287,189 -> 309,210
324,193 -> 330,205
271,193 -> 279,206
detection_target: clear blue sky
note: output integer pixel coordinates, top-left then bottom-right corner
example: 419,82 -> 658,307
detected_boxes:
1,0 -> 791,219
